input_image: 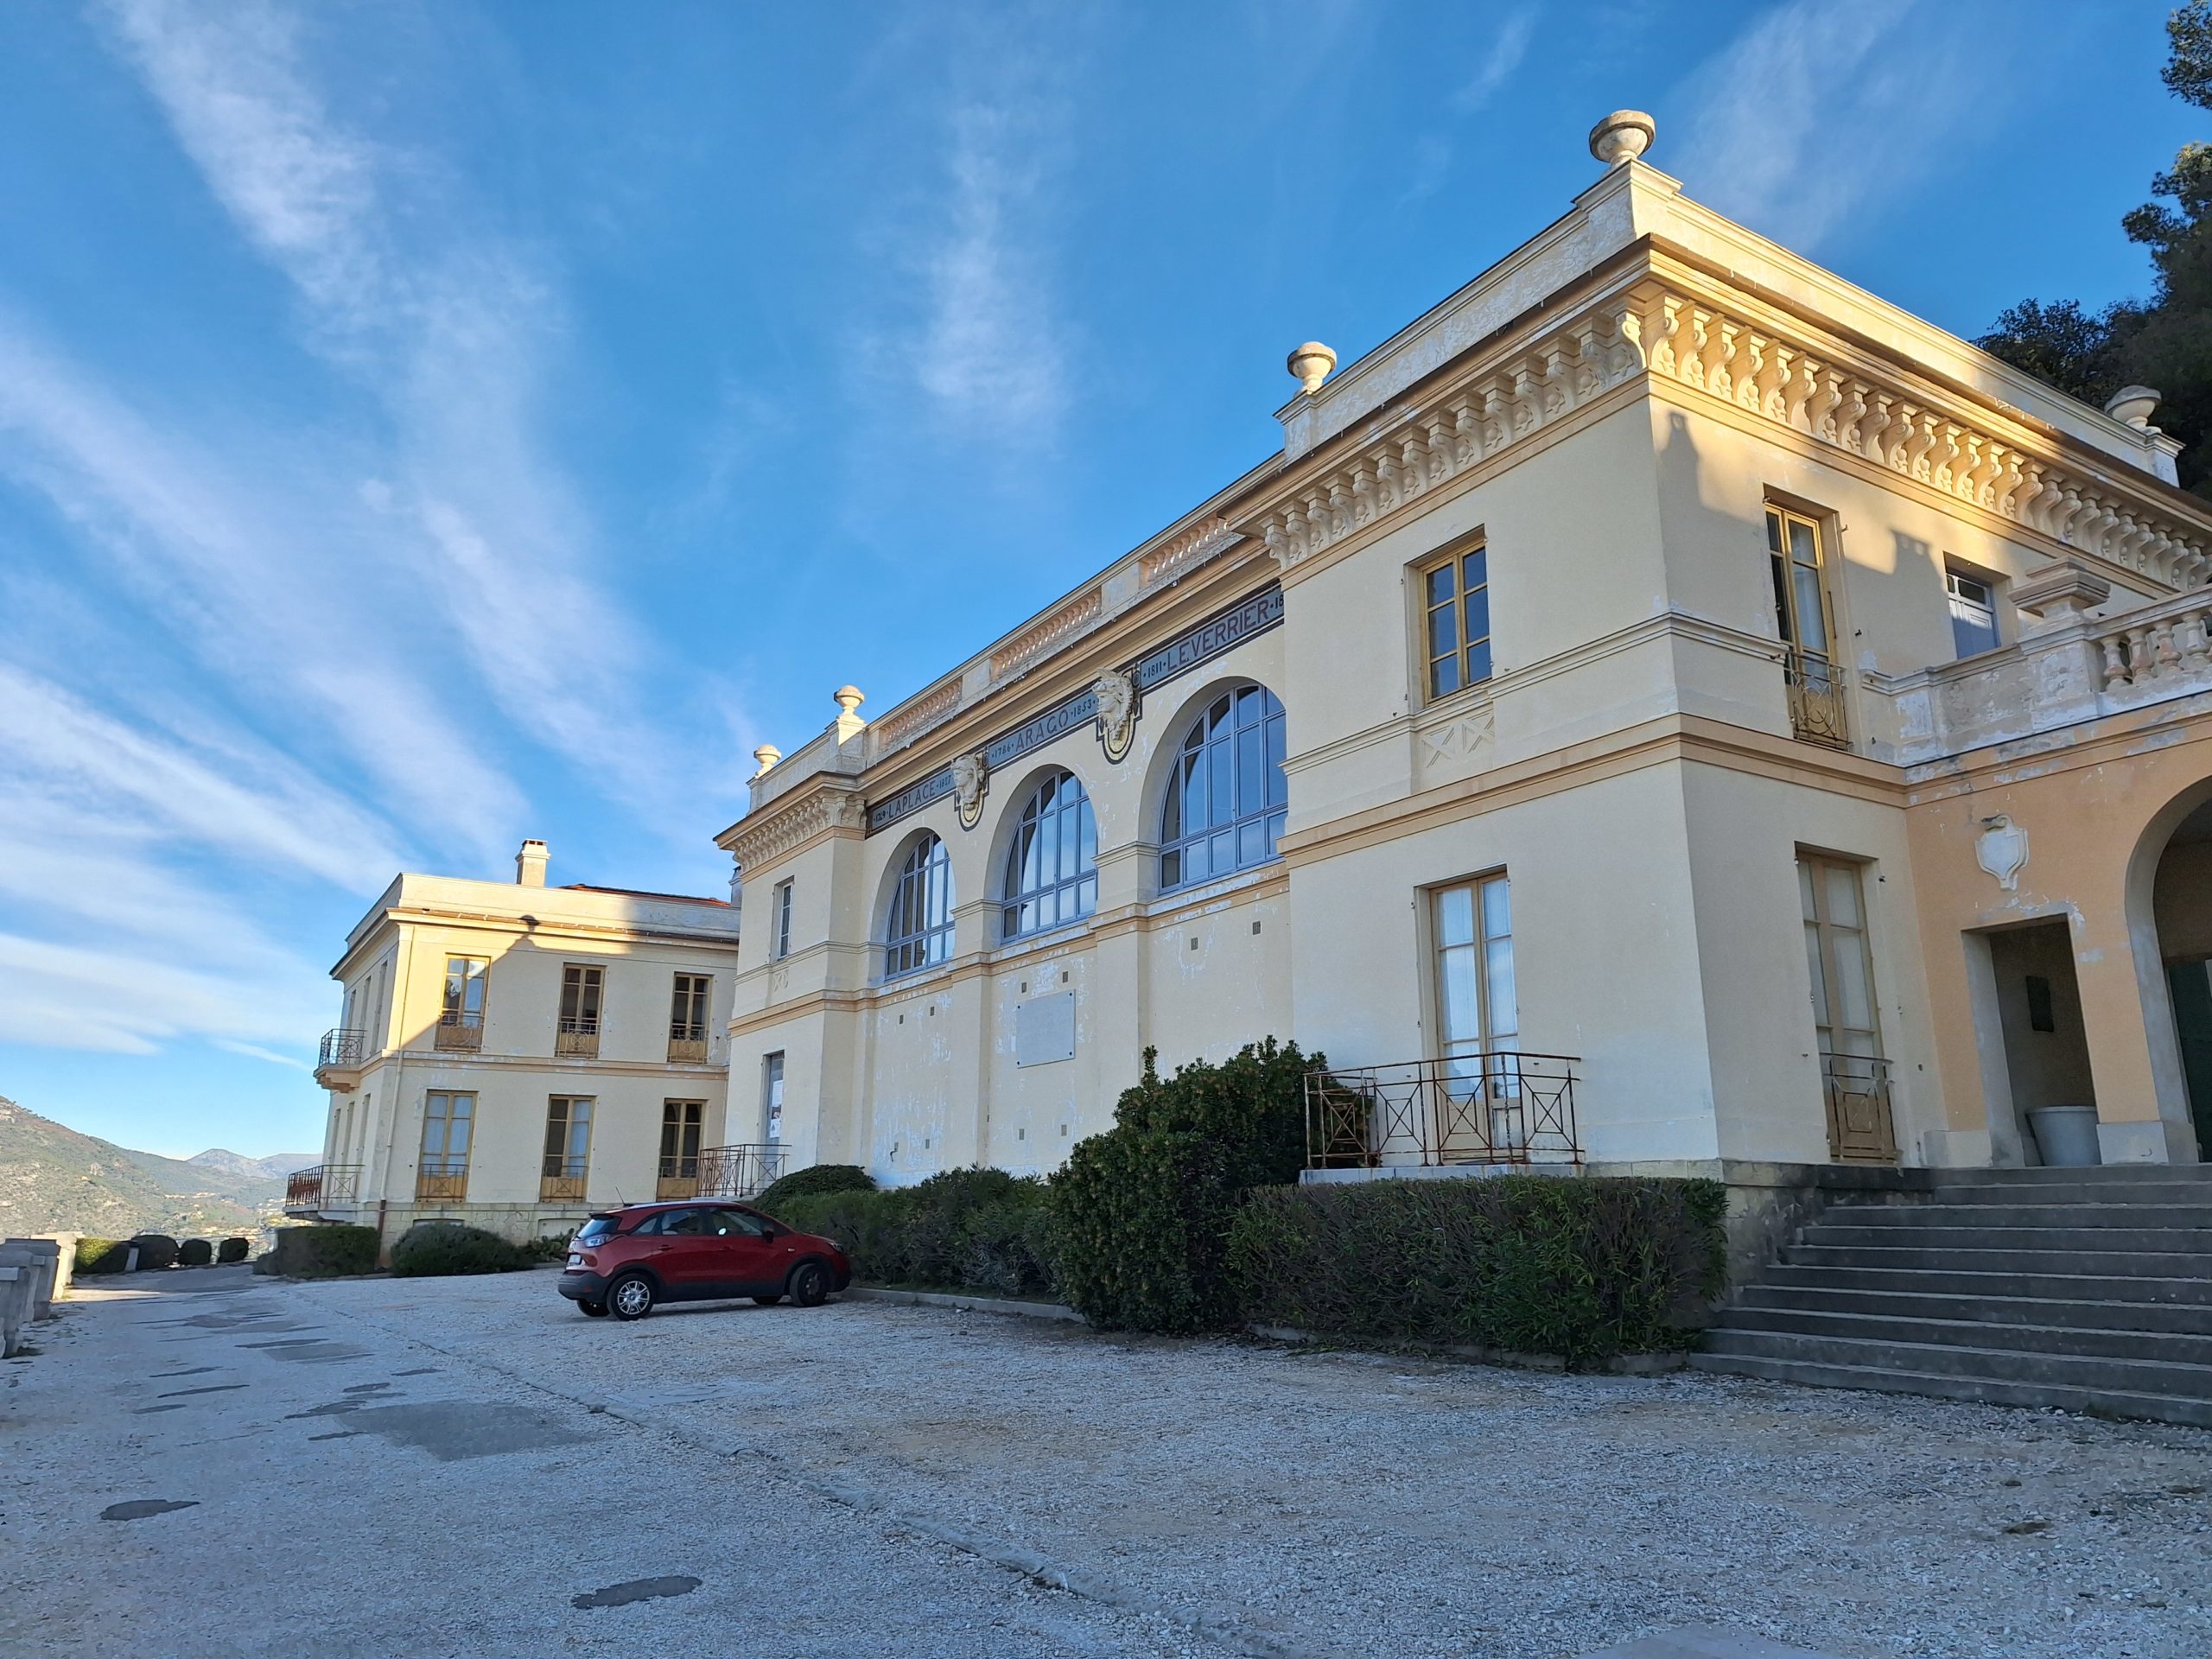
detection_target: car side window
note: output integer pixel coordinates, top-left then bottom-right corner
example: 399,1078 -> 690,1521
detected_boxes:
709,1209 -> 766,1237
630,1213 -> 665,1236
662,1210 -> 716,1236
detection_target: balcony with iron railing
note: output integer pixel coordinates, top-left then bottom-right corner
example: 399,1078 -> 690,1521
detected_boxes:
657,1154 -> 699,1200
1821,1052 -> 1898,1164
314,1028 -> 367,1085
555,1015 -> 600,1059
1305,1053 -> 1581,1175
667,1025 -> 709,1065
695,1143 -> 788,1200
1783,648 -> 1849,748
433,1009 -> 483,1052
416,1156 -> 470,1202
539,1157 -> 588,1203
284,1163 -> 360,1214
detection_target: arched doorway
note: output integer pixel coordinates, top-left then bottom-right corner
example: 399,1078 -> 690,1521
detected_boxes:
2129,779 -> 2212,1164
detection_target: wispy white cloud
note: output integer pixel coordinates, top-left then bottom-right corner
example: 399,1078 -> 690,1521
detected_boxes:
1669,0 -> 1993,253
1452,8 -> 1538,114
214,1039 -> 313,1071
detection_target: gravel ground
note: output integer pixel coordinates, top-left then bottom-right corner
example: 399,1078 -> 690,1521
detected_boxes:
7,1269 -> 2210,1658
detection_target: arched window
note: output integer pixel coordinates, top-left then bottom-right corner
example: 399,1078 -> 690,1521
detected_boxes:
884,833 -> 954,978
1160,684 -> 1287,890
1001,771 -> 1098,939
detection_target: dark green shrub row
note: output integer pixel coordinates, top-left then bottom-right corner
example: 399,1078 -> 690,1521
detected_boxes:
389,1223 -> 531,1277
756,1163 -> 875,1211
272,1224 -> 379,1279
773,1168 -> 1055,1298
73,1237 -> 128,1274
132,1234 -> 180,1270
1052,1040 -> 1313,1333
1226,1175 -> 1728,1363
218,1236 -> 251,1264
178,1238 -> 213,1267
514,1234 -> 570,1264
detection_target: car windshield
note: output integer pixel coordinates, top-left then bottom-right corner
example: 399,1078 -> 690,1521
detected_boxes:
575,1217 -> 620,1246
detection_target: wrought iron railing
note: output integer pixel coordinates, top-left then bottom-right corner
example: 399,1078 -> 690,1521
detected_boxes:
696,1143 -> 789,1200
666,1033 -> 709,1064
1306,1053 -> 1581,1170
539,1157 -> 588,1203
1783,647 -> 1849,747
1820,1052 -> 1898,1163
415,1156 -> 470,1201
316,1029 -> 365,1071
555,1020 -> 600,1058
434,1010 -> 483,1051
656,1155 -> 699,1200
284,1164 -> 360,1211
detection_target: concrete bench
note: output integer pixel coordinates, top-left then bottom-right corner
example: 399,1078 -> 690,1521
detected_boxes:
0,1267 -> 28,1358
1,1241 -> 60,1319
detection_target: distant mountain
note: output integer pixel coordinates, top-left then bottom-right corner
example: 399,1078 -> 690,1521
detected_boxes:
0,1097 -> 290,1238
188,1148 -> 320,1182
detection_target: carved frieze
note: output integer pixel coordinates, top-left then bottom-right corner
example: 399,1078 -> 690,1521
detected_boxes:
729,785 -> 867,873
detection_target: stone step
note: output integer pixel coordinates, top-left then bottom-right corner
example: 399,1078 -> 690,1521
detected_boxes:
1926,1164 -> 2212,1186
1699,1327 -> 2212,1402
1826,1202 -> 2212,1230
1736,1281 -> 2212,1335
1716,1304 -> 2212,1366
1907,1181 -> 2212,1208
1761,1262 -> 2212,1305
1808,1223 -> 2212,1254
1686,1349 -> 2212,1429
1786,1242 -> 2212,1277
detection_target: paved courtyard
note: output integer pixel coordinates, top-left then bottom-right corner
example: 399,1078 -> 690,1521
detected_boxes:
3,1268 -> 2209,1658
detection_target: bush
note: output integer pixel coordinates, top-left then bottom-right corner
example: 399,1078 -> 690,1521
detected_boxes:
776,1168 -> 1056,1297
271,1224 -> 379,1279
1052,1039 -> 1314,1333
217,1236 -> 251,1264
388,1223 -> 530,1277
130,1234 -> 180,1271
73,1236 -> 128,1274
178,1238 -> 213,1268
755,1162 -> 875,1211
1226,1175 -> 1728,1364
514,1234 -> 571,1264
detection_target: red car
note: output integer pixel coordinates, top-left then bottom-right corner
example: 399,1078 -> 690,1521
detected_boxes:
558,1200 -> 851,1321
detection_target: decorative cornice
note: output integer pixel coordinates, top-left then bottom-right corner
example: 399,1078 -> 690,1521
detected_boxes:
869,680 -> 962,756
991,585 -> 1104,681
1141,516 -> 1240,587
728,783 -> 865,871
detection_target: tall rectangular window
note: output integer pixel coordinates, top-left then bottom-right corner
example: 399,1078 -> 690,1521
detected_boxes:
557,963 -> 603,1057
658,1099 -> 705,1198
417,1090 -> 474,1199
542,1096 -> 593,1199
762,1052 -> 785,1142
437,957 -> 487,1050
1945,566 -> 1999,658
1433,874 -> 1517,1059
668,972 -> 710,1062
772,880 -> 794,961
1798,853 -> 1897,1162
1766,505 -> 1847,746
1421,543 -> 1492,701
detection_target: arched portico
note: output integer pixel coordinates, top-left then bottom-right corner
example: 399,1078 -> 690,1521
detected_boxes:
2127,779 -> 2212,1163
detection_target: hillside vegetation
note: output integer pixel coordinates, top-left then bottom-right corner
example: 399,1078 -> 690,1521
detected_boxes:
0,1096 -> 308,1237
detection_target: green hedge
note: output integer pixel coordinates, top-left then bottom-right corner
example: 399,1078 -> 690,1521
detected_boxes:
1052,1039 -> 1314,1334
775,1168 -> 1055,1297
755,1163 -> 875,1211
217,1236 -> 251,1264
271,1224 -> 379,1279
1226,1174 -> 1728,1363
178,1238 -> 213,1267
131,1234 -> 180,1270
389,1223 -> 530,1277
73,1236 -> 128,1274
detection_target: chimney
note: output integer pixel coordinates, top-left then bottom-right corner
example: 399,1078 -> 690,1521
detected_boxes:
516,839 -> 549,887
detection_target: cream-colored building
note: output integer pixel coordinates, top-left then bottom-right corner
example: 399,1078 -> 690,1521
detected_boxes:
715,113 -> 2212,1218
289,840 -> 753,1247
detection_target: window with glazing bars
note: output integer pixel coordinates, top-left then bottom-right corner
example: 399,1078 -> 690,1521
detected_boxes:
660,1099 -> 704,1179
543,1096 -> 593,1183
884,833 -> 954,977
1945,567 -> 1999,658
1001,770 -> 1098,939
771,880 -> 793,960
439,957 -> 487,1039
559,964 -> 603,1035
670,973 -> 710,1042
1160,684 -> 1287,891
1767,504 -> 1847,744
1421,543 -> 1491,699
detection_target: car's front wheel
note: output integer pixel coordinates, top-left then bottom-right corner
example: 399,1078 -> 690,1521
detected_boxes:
607,1272 -> 656,1321
787,1261 -> 830,1307
577,1299 -> 608,1318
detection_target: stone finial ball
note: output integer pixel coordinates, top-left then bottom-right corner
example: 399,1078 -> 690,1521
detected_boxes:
2103,385 -> 2162,429
833,685 -> 865,715
1588,110 -> 1656,167
752,744 -> 781,775
1287,341 -> 1338,395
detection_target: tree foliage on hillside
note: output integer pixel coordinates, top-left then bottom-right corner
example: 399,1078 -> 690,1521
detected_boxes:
1979,5 -> 2212,495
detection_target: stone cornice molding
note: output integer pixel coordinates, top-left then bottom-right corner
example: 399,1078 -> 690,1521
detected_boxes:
724,781 -> 866,871
1237,257 -> 2212,594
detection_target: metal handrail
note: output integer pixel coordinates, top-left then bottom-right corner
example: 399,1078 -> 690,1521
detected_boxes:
285,1163 -> 361,1209
1306,1052 -> 1582,1170
1819,1051 -> 1898,1162
317,1029 -> 365,1070
696,1143 -> 789,1200
434,1009 -> 484,1051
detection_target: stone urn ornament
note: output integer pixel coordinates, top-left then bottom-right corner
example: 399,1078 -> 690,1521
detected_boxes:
1587,110 -> 1656,166
1287,341 -> 1337,395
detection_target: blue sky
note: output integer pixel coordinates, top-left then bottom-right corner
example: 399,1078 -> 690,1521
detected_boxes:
0,0 -> 2193,1157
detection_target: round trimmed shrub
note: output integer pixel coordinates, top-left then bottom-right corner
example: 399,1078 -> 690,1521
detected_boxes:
756,1163 -> 875,1212
178,1238 -> 214,1267
388,1222 -> 529,1277
130,1234 -> 181,1271
271,1224 -> 379,1279
217,1236 -> 251,1264
73,1236 -> 128,1274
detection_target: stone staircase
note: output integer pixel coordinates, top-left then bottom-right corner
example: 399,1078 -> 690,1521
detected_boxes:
1691,1165 -> 2212,1427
